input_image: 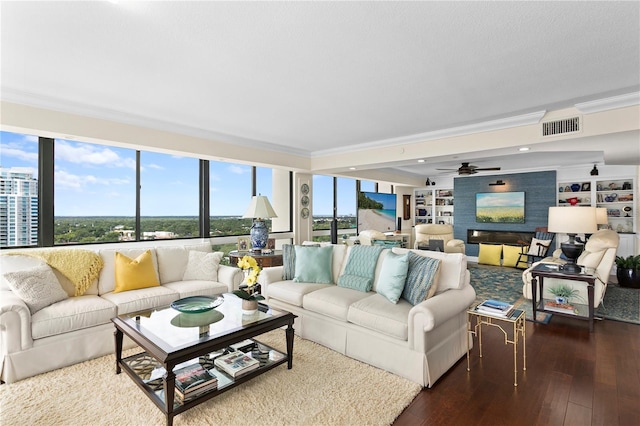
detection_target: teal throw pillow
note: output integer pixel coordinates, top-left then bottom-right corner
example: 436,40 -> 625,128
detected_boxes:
337,245 -> 385,292
337,274 -> 372,292
376,252 -> 409,303
402,252 -> 441,305
293,245 -> 333,284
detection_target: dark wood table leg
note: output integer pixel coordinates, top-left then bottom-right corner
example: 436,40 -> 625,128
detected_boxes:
531,275 -> 539,321
163,363 -> 176,426
286,320 -> 295,369
114,328 -> 123,374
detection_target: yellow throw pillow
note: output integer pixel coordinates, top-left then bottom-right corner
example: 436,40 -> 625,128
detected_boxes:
114,250 -> 160,293
502,244 -> 524,268
478,243 -> 502,266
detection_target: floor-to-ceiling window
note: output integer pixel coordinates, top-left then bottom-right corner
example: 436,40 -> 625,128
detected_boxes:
0,131 -> 39,247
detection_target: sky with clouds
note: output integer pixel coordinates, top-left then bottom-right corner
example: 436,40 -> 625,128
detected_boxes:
1,131 -> 357,217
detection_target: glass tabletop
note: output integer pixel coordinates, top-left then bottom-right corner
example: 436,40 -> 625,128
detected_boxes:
119,293 -> 286,352
532,263 -> 596,276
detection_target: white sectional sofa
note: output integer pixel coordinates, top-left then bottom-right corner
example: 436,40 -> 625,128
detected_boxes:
259,244 -> 476,388
0,241 -> 243,384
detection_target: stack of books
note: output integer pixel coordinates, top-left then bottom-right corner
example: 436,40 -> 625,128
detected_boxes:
214,350 -> 260,378
544,300 -> 578,315
174,363 -> 218,403
476,299 -> 515,318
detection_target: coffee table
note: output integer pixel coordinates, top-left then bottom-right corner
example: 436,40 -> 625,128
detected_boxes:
111,294 -> 296,426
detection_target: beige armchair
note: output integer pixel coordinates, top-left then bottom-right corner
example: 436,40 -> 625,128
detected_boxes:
522,229 -> 619,308
413,224 -> 465,254
357,230 -> 387,246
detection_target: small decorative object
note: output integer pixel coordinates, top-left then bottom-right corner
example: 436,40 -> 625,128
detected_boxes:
567,197 -> 579,206
623,206 -> 632,217
237,236 -> 250,252
171,295 -> 224,314
597,184 -> 603,191
301,207 -> 310,219
564,186 -> 571,192
581,182 -> 590,191
233,255 -> 265,314
559,186 -> 564,192
622,182 -> 632,190
300,183 -> 309,194
614,255 -> 640,288
301,195 -> 310,207
548,284 -> 583,304
609,182 -> 617,190
571,183 -> 580,192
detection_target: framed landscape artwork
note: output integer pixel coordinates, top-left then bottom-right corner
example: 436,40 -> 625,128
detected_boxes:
476,192 -> 525,223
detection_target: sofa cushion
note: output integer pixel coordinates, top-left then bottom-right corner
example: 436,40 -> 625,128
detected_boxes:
101,286 -> 178,315
303,286 -> 371,321
164,280 -> 229,298
31,295 -> 117,339
337,245 -> 385,292
282,244 -> 297,280
3,264 -> 69,314
293,245 -> 334,284
267,281 -> 333,307
114,250 -> 160,293
402,252 -> 440,305
347,293 -> 411,340
98,248 -> 160,295
375,252 -> 409,304
182,251 -> 222,281
478,243 -> 502,266
392,248 -> 467,293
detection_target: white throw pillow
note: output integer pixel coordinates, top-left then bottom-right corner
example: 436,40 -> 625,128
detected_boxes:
3,264 -> 69,314
182,251 -> 222,282
528,238 -> 552,256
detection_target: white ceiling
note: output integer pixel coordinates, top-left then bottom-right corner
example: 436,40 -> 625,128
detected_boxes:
1,1 -> 639,179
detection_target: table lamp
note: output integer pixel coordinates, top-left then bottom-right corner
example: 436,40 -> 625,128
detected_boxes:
243,195 -> 278,253
547,206 -> 597,273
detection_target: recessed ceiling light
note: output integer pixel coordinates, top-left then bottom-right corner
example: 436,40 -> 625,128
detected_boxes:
349,167 -> 356,170
519,147 -> 530,152
418,159 -> 425,163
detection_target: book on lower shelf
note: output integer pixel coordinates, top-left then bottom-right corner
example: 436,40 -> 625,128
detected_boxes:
544,300 -> 578,315
174,362 -> 218,401
476,299 -> 515,317
214,350 -> 260,378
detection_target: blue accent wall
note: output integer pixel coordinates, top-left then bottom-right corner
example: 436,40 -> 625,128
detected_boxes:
453,171 -> 557,257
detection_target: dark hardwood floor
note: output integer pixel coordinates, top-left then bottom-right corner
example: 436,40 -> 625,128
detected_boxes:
394,316 -> 640,426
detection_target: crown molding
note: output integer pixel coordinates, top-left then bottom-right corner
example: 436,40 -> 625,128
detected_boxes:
574,91 -> 640,114
311,110 -> 547,157
0,88 -> 311,157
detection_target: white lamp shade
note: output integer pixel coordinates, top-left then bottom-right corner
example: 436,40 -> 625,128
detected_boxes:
242,195 -> 278,219
548,206 -> 597,234
595,207 -> 609,225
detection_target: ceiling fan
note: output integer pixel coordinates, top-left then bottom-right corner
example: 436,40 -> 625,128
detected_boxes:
437,162 -> 501,175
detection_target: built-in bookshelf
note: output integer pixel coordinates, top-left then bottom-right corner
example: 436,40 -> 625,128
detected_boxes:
414,188 -> 454,226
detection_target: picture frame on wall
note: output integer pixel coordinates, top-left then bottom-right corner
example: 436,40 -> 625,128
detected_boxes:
581,182 -> 591,191
237,237 -> 250,252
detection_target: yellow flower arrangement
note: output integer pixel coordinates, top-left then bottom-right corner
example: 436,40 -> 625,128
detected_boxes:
233,255 -> 265,302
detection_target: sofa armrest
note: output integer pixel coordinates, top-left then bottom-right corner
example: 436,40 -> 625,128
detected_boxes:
0,291 -> 33,353
407,284 -> 476,352
258,266 -> 284,298
217,265 -> 244,291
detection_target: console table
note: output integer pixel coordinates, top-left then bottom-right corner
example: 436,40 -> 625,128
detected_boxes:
530,263 -> 597,332
228,250 -> 283,268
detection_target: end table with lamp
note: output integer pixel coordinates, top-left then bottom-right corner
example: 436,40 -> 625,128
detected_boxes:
228,250 -> 283,268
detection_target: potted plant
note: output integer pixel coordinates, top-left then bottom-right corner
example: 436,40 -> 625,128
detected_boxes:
548,284 -> 582,304
233,255 -> 265,314
615,255 -> 640,289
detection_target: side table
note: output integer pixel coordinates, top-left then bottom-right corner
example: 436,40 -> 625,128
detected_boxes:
530,263 -> 597,332
228,250 -> 283,268
467,306 -> 526,386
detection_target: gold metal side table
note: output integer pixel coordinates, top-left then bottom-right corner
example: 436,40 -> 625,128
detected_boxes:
466,306 -> 526,386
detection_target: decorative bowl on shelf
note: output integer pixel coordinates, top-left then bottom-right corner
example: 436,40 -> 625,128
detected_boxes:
571,184 -> 581,192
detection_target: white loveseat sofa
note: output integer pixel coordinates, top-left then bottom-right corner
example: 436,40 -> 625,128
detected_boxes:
0,241 -> 243,383
259,244 -> 476,388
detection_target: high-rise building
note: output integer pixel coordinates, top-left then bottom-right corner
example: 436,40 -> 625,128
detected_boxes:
0,167 -> 38,247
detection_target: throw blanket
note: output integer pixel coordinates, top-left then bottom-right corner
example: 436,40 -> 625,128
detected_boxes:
337,245 -> 385,292
5,249 -> 104,296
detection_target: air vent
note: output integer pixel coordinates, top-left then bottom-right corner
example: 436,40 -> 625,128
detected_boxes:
542,117 -> 580,136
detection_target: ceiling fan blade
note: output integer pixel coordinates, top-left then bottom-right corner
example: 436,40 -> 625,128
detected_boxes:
435,168 -> 458,171
473,167 -> 501,171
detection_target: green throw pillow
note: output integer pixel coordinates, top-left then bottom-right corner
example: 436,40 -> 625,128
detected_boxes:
293,245 -> 333,284
376,252 -> 409,303
402,252 -> 441,305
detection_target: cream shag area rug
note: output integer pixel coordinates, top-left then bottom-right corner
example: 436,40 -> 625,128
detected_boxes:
0,330 -> 421,426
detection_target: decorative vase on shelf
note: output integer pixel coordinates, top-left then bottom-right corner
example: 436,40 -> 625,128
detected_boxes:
242,299 -> 258,315
571,184 -> 581,192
